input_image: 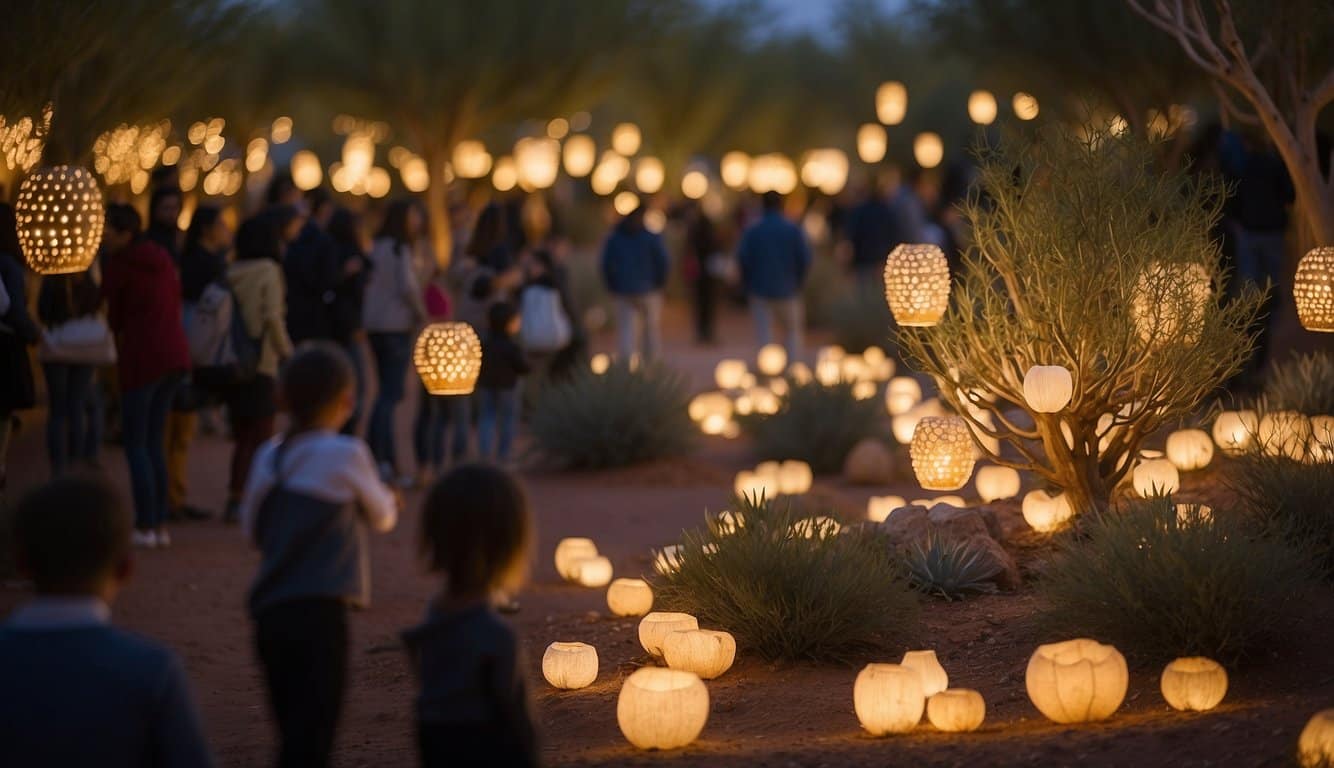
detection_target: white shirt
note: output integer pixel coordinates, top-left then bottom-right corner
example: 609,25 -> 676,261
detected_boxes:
239,430 -> 397,540
6,596 -> 111,630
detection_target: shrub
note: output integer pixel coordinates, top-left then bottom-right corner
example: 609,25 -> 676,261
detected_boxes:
654,496 -> 918,663
1037,497 -> 1316,664
902,532 -> 1000,600
827,279 -> 897,356
1263,351 -> 1334,414
739,379 -> 885,473
527,362 -> 694,469
1229,452 -> 1334,579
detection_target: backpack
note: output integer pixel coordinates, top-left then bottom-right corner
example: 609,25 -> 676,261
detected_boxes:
519,284 -> 572,353
188,281 -> 260,379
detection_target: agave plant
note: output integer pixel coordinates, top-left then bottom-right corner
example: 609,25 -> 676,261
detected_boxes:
902,532 -> 1001,600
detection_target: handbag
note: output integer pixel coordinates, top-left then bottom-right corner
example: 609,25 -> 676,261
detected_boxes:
39,315 -> 118,366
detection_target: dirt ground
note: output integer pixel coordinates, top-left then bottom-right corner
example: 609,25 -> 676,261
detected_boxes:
3,302 -> 1332,768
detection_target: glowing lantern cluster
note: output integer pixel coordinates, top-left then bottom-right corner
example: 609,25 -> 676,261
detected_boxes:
876,81 -> 908,125
1022,489 -> 1073,532
617,668 -> 709,750
884,243 -> 951,326
607,577 -> 654,617
542,642 -> 598,690
913,133 -> 944,169
92,121 -> 171,190
927,689 -> 986,732
975,465 -> 1021,502
562,134 -> 596,178
0,104 -> 52,173
1023,365 -> 1073,413
748,153 -> 797,194
968,90 -> 998,125
553,537 -> 598,581
452,140 -> 493,179
854,663 -> 923,735
800,148 -> 849,195
1160,657 -> 1227,712
414,322 -> 482,395
1165,428 -> 1214,471
15,166 -> 105,275
910,416 -> 976,491
663,629 -> 736,679
638,612 -> 699,659
1294,247 -> 1334,332
1026,638 -> 1128,723
857,123 -> 888,163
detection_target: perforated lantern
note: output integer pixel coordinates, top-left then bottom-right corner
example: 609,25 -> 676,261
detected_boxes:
1213,409 -> 1258,454
554,538 -> 598,581
857,123 -> 888,163
414,322 -> 482,395
854,663 -> 925,736
1299,709 -> 1334,768
572,555 -> 613,588
617,668 -> 709,750
926,689 -> 986,732
777,460 -> 813,496
757,343 -> 787,376
876,81 -> 908,125
1023,365 -> 1073,413
1160,657 -> 1227,712
1259,410 -> 1312,460
639,612 -> 699,658
886,377 -> 923,415
976,465 -> 1021,502
542,642 -> 598,689
15,165 -> 105,274
884,243 -> 950,327
1165,428 -> 1214,471
1026,639 -> 1128,723
1294,247 -> 1334,332
910,416 -> 976,491
967,90 -> 998,125
663,629 -> 736,679
1022,490 -> 1073,532
607,578 -> 653,617
1133,458 -> 1180,497
901,650 -> 949,697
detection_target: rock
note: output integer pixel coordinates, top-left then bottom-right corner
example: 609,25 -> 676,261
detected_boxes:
879,505 -> 929,545
843,438 -> 895,485
926,505 -> 992,540
978,502 -> 1029,543
964,533 -> 1022,590
875,504 -> 1022,590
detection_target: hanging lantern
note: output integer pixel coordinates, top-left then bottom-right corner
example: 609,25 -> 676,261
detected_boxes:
777,460 -> 813,496
491,156 -> 518,192
913,133 -> 944,169
554,537 -> 598,581
901,650 -> 949,697
1132,457 -> 1180,497
290,151 -> 324,191
607,578 -> 654,617
514,137 -> 560,190
747,153 -> 798,194
885,377 -> 923,416
714,359 -> 748,390
1013,92 -> 1040,120
611,122 -> 642,156
1022,489 -> 1073,532
1212,409 -> 1258,454
1023,365 -> 1073,413
1160,657 -> 1227,712
634,156 -> 665,194
1165,428 -> 1214,471
15,166 -> 105,275
854,663 -> 924,736
562,134 -> 596,178
857,123 -> 888,163
452,140 -> 493,179
663,629 -> 736,679
975,465 -> 1021,502
617,668 -> 709,750
571,555 -> 613,588
1026,638 -> 1128,723
867,495 -> 906,522
926,689 -> 986,732
910,416 -> 976,491
720,151 -> 750,190
681,169 -> 709,200
800,148 -> 850,195
967,90 -> 998,125
1294,247 -> 1334,332
414,322 -> 482,395
1299,709 -> 1334,768
884,243 -> 951,327
542,642 -> 598,690
1259,410 -> 1312,459
638,612 -> 699,658
1131,261 -> 1211,345
876,81 -> 908,125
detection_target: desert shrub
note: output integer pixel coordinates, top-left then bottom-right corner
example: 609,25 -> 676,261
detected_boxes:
827,279 -> 896,355
655,495 -> 918,663
902,532 -> 1000,600
1038,497 -> 1316,664
1229,452 -> 1334,579
1263,351 -> 1334,414
739,379 -> 885,473
527,362 -> 694,469
801,249 -> 847,329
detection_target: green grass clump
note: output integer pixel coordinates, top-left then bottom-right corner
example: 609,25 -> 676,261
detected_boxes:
739,379 -> 885,473
1263,351 -> 1334,414
1229,452 -> 1334,580
903,532 -> 1001,600
654,495 -> 918,663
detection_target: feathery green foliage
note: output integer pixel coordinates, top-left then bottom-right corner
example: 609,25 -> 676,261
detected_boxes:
1263,351 -> 1334,415
739,379 -> 885,473
903,532 -> 1000,600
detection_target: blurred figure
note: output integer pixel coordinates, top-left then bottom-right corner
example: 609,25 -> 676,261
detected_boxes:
37,270 -> 106,476
180,206 -> 232,306
145,187 -> 184,264
843,173 -> 904,280
413,250 -> 457,486
683,201 -> 721,344
600,204 -> 669,362
0,203 -> 39,497
520,247 -> 580,379
327,208 -> 370,435
1228,131 -> 1293,289
284,188 -> 341,345
737,191 -> 811,361
477,302 -> 529,463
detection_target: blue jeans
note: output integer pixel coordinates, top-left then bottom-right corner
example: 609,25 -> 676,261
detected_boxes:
341,339 -> 365,436
121,374 -> 180,530
413,384 -> 470,470
367,332 -> 412,470
477,387 -> 519,462
43,363 -> 94,476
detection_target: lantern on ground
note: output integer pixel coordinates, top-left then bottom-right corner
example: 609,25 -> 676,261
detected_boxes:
542,642 -> 598,689
876,81 -> 908,125
927,689 -> 986,732
611,123 -> 641,156
777,460 -> 813,496
854,663 -> 925,736
414,323 -> 482,395
1294,247 -> 1334,332
1259,410 -> 1312,460
901,650 -> 949,697
1013,92 -> 1040,120
1160,657 -> 1227,712
968,90 -> 998,125
1166,428 -> 1214,471
913,133 -> 944,169
867,495 -> 906,523
714,359 -> 748,389
1026,638 -> 1128,723
1133,457 -> 1180,497
15,166 -> 105,275
689,392 -> 733,424
562,134 -> 596,178
1213,410 -> 1257,454
884,243 -> 950,327
638,612 -> 699,658
1299,709 -> 1334,768
886,377 -> 922,415
607,578 -> 653,617
858,123 -> 888,163
910,416 -> 976,491
1022,490 -> 1073,532
1023,365 -> 1073,413
757,343 -> 787,376
663,629 -> 736,679
976,465 -> 1021,503
572,555 -> 613,588
617,668 -> 709,750
554,538 -> 598,581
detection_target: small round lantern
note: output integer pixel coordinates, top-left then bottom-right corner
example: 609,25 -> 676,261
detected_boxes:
1294,247 -> 1334,332
913,132 -> 944,169
968,90 -> 998,125
571,556 -> 613,588
663,629 -> 736,679
867,495 -> 906,523
414,322 -> 482,395
1166,428 -> 1214,471
1160,657 -> 1227,712
1023,365 -> 1073,413
975,465 -> 1021,503
688,392 -> 733,424
607,578 -> 653,617
1132,458 -> 1180,497
15,165 -> 106,275
901,650 -> 949,697
1025,638 -> 1128,723
910,416 -> 976,491
1299,709 -> 1334,768
777,460 -> 813,496
926,689 -> 986,732
857,122 -> 888,163
562,134 -> 596,177
1212,410 -> 1258,454
854,663 -> 925,736
756,343 -> 787,376
884,243 -> 951,327
714,359 -> 748,390
542,642 -> 598,690
554,538 -> 598,581
1022,490 -> 1073,533
617,668 -> 709,751
852,380 -> 877,401
1259,410 -> 1312,460
639,612 -> 700,660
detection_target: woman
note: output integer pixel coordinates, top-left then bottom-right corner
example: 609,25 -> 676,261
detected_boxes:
362,200 -> 427,483
181,205 -> 231,305
328,207 -> 369,435
412,256 -> 457,485
37,270 -> 105,476
0,203 -> 39,495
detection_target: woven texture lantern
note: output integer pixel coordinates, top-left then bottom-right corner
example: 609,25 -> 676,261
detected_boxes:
854,663 -> 925,736
1026,638 -> 1128,723
617,668 -> 709,750
884,243 -> 950,327
639,612 -> 699,658
1023,365 -> 1073,413
16,165 -> 105,275
414,322 -> 482,395
910,416 -> 976,491
926,689 -> 986,732
1166,428 -> 1214,471
1295,247 -> 1334,332
901,650 -> 949,697
542,642 -> 598,690
663,629 -> 736,679
607,578 -> 654,617
1299,709 -> 1334,768
1160,657 -> 1227,712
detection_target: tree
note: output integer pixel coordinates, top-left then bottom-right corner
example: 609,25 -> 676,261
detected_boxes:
898,124 -> 1265,515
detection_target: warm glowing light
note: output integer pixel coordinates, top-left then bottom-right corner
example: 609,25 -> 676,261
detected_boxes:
913,132 -> 944,169
563,134 -> 596,177
968,90 -> 998,125
514,137 -> 560,190
547,117 -> 570,139
681,169 -> 709,199
611,122 -> 641,156
857,123 -> 888,164
884,243 -> 950,326
910,416 -> 976,491
491,156 -> 518,192
15,166 -> 105,275
720,151 -> 751,190
452,140 -> 493,179
1013,92 -> 1040,120
876,81 -> 908,125
413,322 -> 483,395
613,191 -> 640,216
748,153 -> 797,194
635,156 -> 665,194
1295,247 -> 1334,332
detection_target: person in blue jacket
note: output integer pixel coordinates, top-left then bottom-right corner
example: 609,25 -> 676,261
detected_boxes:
738,191 -> 811,361
600,202 -> 668,363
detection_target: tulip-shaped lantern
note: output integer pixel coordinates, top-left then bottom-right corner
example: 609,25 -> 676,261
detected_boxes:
1026,638 -> 1128,723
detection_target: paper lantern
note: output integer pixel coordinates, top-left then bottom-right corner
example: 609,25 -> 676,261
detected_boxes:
747,153 -> 797,195
1132,261 -> 1211,345
654,545 -> 683,575
975,465 -> 1021,502
15,166 -> 105,275
757,343 -> 787,376
777,460 -> 813,495
635,156 -> 665,194
607,578 -> 654,617
1294,247 -> 1334,332
800,148 -> 849,195
867,495 -> 906,522
1212,410 -> 1258,454
893,398 -> 945,444
1026,638 -> 1128,723
926,689 -> 986,732
720,151 -> 750,189
680,169 -> 709,199
876,81 -> 908,125
734,469 -> 778,500
491,156 -> 518,192
1160,657 -> 1227,712
714,359 -> 748,390
1023,365 -> 1073,413
968,90 -> 998,125
852,380 -> 877,401
514,137 -> 560,190
639,612 -> 699,658
290,150 -> 324,191
1299,709 -> 1334,768
542,642 -> 598,689
689,392 -> 733,424
884,243 -> 951,327
854,663 -> 925,736
663,629 -> 736,679
857,123 -> 888,163
1165,428 -> 1214,471
1259,410 -> 1312,459
414,322 -> 482,395
617,668 -> 709,750
452,140 -> 493,179
1133,458 -> 1180,497
913,133 -> 944,169
1022,489 -> 1073,532
554,537 -> 598,581
572,556 -> 613,588
886,377 -> 923,415
910,416 -> 976,491
1013,92 -> 1040,120
901,650 -> 949,697
611,122 -> 641,156
562,134 -> 596,177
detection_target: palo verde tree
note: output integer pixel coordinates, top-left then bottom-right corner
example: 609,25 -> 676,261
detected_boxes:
898,124 -> 1265,515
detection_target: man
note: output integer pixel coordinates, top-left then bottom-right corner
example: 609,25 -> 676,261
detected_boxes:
737,191 -> 811,361
283,187 -> 342,344
600,202 -> 669,362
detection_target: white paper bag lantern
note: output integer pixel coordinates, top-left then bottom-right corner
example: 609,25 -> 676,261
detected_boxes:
663,629 -> 736,679
1299,709 -> 1334,768
910,416 -> 976,491
554,537 -> 598,581
571,555 -> 613,588
876,81 -> 908,125
854,663 -> 925,736
1212,409 -> 1258,454
607,578 -> 654,617
867,495 -> 907,522
886,377 -> 923,415
1132,458 -> 1180,497
926,689 -> 986,732
901,650 -> 949,697
16,165 -> 106,275
414,322 -> 483,395
1160,657 -> 1227,712
1023,365 -> 1073,413
1165,428 -> 1214,471
974,465 -> 1021,502
617,668 -> 709,750
777,460 -> 813,496
756,343 -> 787,376
1258,410 -> 1312,460
542,642 -> 598,689
1294,246 -> 1334,332
714,359 -> 748,390
638,612 -> 699,658
1022,490 -> 1073,532
1026,639 -> 1128,723
884,243 -> 950,327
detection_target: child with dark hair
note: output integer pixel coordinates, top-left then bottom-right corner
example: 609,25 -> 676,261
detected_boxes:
477,301 -> 529,463
0,475 -> 213,766
403,464 -> 538,768
240,342 -> 399,768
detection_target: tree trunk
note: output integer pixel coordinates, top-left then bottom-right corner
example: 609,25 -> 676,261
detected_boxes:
425,160 -> 453,269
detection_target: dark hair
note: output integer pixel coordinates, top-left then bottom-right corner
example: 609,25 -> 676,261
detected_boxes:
0,203 -> 20,259
466,203 -> 507,262
105,203 -> 142,237
265,171 -> 298,206
420,464 -> 531,597
279,342 -> 355,429
761,190 -> 783,211
234,213 -> 282,262
327,207 -> 362,254
183,205 -> 224,255
14,475 -> 131,594
488,300 -> 516,333
377,199 -> 420,246
149,186 -> 183,222
150,165 -> 179,191
306,186 -> 332,218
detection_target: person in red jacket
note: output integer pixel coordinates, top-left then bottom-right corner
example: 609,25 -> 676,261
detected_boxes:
101,204 -> 192,549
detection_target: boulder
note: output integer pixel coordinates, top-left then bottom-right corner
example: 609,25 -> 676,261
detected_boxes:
876,504 -> 1022,590
843,438 -> 895,484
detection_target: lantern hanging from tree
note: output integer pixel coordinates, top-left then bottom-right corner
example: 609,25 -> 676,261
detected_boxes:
542,642 -> 598,690
663,629 -> 736,679
607,578 -> 654,617
884,243 -> 950,327
968,90 -> 998,125
1026,638 -> 1128,723
857,123 -> 888,163
913,132 -> 944,169
1165,428 -> 1214,471
452,140 -> 493,179
414,322 -> 482,395
617,668 -> 709,750
1160,657 -> 1227,712
927,689 -> 986,732
854,663 -> 925,736
1023,365 -> 1073,413
876,81 -> 908,125
976,465 -> 1021,502
1294,247 -> 1334,332
910,416 -> 976,491
15,165 -> 105,275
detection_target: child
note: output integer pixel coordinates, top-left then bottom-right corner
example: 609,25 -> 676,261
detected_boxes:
0,475 -> 213,766
402,464 -> 538,768
240,342 -> 399,768
477,302 -> 530,462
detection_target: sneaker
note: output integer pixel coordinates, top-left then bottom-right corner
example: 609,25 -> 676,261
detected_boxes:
156,529 -> 171,548
131,530 -> 159,549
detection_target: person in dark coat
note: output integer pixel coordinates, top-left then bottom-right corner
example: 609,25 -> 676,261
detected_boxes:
600,203 -> 669,362
327,207 -> 370,435
683,201 -> 721,345
0,202 -> 39,496
283,188 -> 341,345
145,187 -> 184,265
476,302 -> 529,463
180,205 -> 231,304
737,191 -> 811,361
37,271 -> 104,476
